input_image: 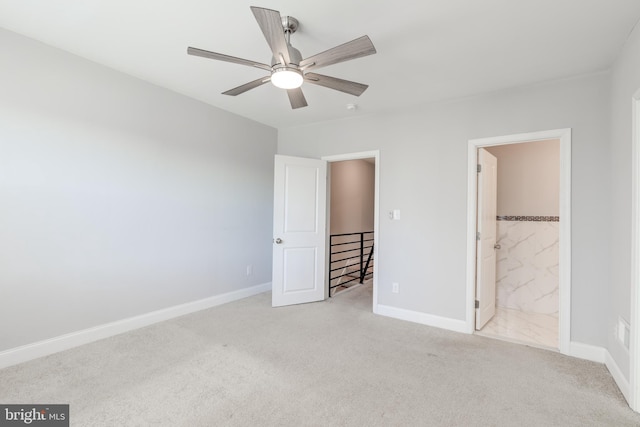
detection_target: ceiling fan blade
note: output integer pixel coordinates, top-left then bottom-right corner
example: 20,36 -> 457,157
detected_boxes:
300,36 -> 376,71
287,88 -> 308,109
304,73 -> 368,96
222,77 -> 271,96
250,6 -> 291,65
187,47 -> 271,71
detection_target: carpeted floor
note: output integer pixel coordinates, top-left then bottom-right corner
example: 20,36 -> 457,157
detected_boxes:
1,283 -> 639,426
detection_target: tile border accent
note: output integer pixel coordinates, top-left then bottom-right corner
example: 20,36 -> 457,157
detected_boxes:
497,215 -> 559,222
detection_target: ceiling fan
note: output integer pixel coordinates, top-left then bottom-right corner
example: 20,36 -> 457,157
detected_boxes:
187,6 -> 377,109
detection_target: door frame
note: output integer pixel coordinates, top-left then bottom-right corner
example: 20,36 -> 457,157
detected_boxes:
321,150 -> 380,310
631,89 -> 640,411
465,128 -> 572,355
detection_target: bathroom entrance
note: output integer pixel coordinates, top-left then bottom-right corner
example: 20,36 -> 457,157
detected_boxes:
466,129 -> 572,354
477,140 -> 561,349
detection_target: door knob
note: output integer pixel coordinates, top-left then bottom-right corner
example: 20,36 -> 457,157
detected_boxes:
274,238 -> 283,244
494,244 -> 501,249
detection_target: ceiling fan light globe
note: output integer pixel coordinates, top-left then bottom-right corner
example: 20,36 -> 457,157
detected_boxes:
271,68 -> 303,89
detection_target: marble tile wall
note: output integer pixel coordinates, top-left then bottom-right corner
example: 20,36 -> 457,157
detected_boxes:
495,220 -> 559,315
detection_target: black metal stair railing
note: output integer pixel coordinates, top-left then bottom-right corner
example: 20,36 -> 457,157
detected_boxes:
328,231 -> 374,297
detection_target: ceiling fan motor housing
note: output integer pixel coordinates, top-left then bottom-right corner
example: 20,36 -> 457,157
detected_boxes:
271,45 -> 302,67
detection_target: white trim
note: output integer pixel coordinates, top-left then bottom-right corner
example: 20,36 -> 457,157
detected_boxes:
322,151 -> 380,310
607,349 -> 631,402
631,89 -> 640,411
375,304 -> 468,333
466,129 -> 572,355
0,282 -> 272,369
465,144 -> 479,334
560,343 -> 630,400
321,151 -> 379,162
568,341 -> 606,363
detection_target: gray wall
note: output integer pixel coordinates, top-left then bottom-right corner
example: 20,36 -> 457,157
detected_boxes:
609,21 -> 640,380
279,72 -> 611,347
0,29 -> 277,351
486,139 -> 560,217
330,160 -> 375,235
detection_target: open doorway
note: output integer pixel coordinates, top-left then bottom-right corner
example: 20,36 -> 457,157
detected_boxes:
466,129 -> 572,355
327,158 -> 375,297
322,151 -> 380,307
476,140 -> 561,349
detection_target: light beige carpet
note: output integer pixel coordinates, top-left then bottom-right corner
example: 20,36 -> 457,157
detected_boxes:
1,283 -> 639,426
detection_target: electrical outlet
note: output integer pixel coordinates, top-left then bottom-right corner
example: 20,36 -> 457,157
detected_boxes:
618,317 -> 630,349
246,265 -> 253,276
392,282 -> 399,293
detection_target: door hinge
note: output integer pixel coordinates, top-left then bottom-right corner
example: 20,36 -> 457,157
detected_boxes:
475,300 -> 479,309
476,231 -> 480,241
477,164 -> 482,173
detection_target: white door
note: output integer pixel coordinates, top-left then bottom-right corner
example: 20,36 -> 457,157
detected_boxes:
476,148 -> 498,329
272,155 -> 327,307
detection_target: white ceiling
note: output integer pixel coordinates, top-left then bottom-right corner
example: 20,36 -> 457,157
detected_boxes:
1,0 -> 639,129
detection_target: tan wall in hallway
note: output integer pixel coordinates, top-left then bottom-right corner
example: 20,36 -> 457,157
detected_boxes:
330,159 -> 375,235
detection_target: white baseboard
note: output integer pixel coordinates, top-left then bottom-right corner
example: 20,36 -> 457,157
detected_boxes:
0,282 -> 272,370
605,350 -> 631,402
369,314 -> 633,406
374,304 -> 468,333
567,342 -> 631,405
568,341 -> 606,363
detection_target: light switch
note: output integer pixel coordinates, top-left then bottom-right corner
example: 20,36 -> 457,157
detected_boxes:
393,209 -> 401,220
